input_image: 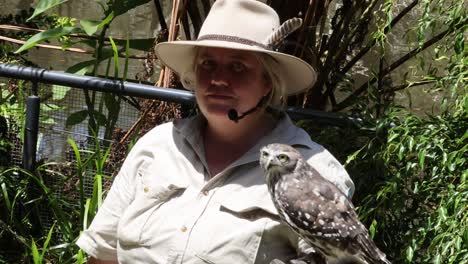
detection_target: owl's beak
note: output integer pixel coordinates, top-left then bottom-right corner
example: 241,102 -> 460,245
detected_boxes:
264,158 -> 276,171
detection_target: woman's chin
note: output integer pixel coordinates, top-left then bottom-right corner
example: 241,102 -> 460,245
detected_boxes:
203,105 -> 233,116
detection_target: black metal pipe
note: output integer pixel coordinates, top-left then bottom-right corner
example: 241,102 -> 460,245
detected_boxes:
0,63 -> 361,127
22,92 -> 40,172
0,63 -> 196,105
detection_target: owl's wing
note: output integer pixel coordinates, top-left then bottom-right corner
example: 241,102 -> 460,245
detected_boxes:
276,169 -> 367,241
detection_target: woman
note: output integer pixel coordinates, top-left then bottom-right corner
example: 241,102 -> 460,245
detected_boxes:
77,0 -> 355,263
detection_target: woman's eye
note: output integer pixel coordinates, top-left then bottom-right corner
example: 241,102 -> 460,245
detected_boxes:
278,154 -> 289,163
199,60 -> 215,70
231,62 -> 246,73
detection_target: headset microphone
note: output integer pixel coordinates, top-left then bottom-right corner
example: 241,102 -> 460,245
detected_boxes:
227,94 -> 269,123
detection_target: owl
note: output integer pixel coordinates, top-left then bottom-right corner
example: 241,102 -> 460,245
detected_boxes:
259,143 -> 391,264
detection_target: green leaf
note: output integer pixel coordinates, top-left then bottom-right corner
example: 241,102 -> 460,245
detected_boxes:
104,94 -> 119,114
454,33 -> 464,54
388,133 -> 399,143
83,198 -> 91,229
41,223 -> 56,260
52,85 -> 71,100
109,37 -> 119,78
66,60 -> 97,75
406,246 -> 414,263
77,249 -> 84,264
398,144 -> 405,161
438,207 -> 447,221
418,149 -> 426,169
369,219 -> 377,239
407,136 -> 414,152
40,116 -> 56,124
113,0 -> 152,17
66,110 -> 88,127
80,20 -> 102,36
80,12 -> 114,36
1,182 -> 11,211
15,26 -> 81,53
31,239 -> 41,264
28,0 -> 69,21
93,110 -> 107,126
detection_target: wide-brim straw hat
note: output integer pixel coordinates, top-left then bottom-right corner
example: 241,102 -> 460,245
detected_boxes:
155,0 -> 317,96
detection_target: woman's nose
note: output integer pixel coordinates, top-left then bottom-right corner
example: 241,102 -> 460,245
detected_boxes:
210,66 -> 229,86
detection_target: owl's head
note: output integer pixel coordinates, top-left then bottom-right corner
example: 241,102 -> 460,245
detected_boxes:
260,143 -> 302,181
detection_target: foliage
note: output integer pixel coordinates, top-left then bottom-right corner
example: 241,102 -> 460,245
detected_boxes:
350,95 -> 466,263
0,136 -> 112,263
9,0 -> 155,140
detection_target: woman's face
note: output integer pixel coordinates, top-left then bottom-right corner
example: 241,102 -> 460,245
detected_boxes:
195,47 -> 271,121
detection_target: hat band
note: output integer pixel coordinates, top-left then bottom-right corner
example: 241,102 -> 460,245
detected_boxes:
197,34 -> 270,50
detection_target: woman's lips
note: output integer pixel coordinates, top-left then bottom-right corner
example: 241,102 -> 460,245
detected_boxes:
206,94 -> 235,100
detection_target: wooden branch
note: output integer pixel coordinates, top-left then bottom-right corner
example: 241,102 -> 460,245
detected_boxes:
340,0 -> 419,75
153,0 -> 168,31
200,0 -> 211,18
387,80 -> 435,92
333,20 -> 466,112
294,0 -> 315,57
0,24 -> 123,42
187,0 -> 203,38
0,35 -> 90,53
303,1 -> 358,107
0,35 -> 147,59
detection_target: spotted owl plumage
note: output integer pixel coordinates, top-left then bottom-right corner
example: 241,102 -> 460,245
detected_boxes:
260,143 -> 391,264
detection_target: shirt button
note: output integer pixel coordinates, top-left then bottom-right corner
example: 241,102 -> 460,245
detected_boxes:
180,226 -> 188,232
144,187 -> 149,193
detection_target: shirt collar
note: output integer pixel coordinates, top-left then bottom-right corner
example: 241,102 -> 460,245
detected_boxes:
173,113 -> 314,169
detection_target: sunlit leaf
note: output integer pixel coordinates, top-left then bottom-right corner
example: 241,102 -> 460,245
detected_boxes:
28,0 -> 69,21
31,239 -> 40,264
438,207 -> 447,221
80,12 -> 114,36
418,149 -> 426,169
41,222 -> 56,260
406,246 -> 414,262
15,27 -> 81,53
51,85 -> 71,100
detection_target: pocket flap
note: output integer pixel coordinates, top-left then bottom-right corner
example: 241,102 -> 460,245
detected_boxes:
138,160 -> 190,199
220,184 -> 278,218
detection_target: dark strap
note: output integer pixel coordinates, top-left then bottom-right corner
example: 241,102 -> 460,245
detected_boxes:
197,34 -> 271,50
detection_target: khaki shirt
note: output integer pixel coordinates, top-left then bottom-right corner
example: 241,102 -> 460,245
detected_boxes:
77,114 -> 355,263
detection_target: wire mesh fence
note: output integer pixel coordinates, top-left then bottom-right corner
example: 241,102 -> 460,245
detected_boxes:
2,78 -> 140,231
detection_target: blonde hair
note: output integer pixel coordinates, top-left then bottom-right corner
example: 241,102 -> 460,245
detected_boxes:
189,48 -> 287,109
255,53 -> 287,108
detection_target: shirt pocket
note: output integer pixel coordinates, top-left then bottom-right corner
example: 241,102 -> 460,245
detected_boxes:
117,163 -> 188,246
197,187 -> 280,264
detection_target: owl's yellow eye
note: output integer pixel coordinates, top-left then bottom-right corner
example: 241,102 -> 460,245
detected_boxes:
277,154 -> 289,163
